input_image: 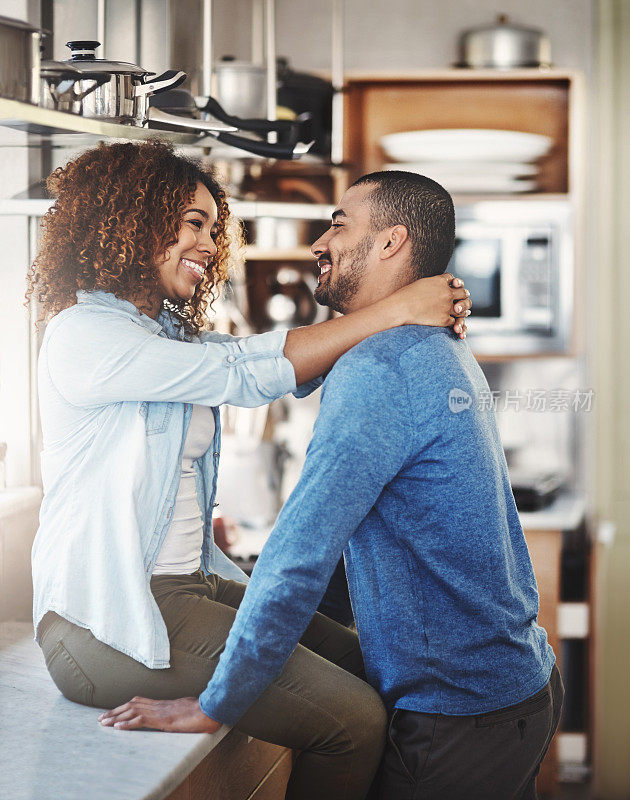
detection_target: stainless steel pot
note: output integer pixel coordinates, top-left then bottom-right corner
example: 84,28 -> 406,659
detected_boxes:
39,60 -> 106,114
457,15 -> 551,69
213,56 -> 267,120
0,15 -> 42,105
58,40 -> 187,125
57,41 -> 239,137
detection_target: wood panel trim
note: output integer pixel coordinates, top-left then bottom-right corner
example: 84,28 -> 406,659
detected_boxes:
164,731 -> 292,800
246,749 -> 294,800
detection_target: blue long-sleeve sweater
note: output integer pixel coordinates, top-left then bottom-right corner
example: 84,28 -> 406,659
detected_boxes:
199,326 -> 554,723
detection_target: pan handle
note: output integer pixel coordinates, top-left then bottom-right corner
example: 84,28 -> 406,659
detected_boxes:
209,131 -> 314,160
147,107 -> 237,132
135,70 -> 187,98
200,95 -> 309,137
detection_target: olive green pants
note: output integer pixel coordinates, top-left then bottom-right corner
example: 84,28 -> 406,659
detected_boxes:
39,570 -> 387,800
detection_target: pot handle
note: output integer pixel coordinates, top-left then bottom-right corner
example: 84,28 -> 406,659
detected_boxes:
208,131 -> 314,161
135,70 -> 187,98
147,107 -> 237,133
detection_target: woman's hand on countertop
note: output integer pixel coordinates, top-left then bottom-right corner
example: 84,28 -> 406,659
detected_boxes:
98,696 -> 222,733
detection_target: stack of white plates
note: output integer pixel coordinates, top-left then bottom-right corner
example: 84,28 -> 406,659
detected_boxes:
380,129 -> 553,194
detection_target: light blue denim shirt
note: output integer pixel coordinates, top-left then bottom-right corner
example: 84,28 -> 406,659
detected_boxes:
32,290 -> 315,668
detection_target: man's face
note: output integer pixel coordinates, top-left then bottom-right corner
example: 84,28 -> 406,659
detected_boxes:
311,184 -> 378,314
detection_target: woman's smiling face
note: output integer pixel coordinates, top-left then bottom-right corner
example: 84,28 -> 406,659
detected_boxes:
154,181 -> 219,310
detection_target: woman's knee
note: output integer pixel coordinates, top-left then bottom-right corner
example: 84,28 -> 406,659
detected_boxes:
343,684 -> 388,758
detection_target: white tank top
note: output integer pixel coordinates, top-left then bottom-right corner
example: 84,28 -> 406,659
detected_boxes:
152,405 -> 215,575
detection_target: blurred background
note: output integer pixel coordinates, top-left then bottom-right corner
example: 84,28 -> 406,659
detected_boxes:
0,1 -> 628,797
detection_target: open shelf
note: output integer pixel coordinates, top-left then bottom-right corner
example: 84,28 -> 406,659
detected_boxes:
0,97 -> 200,146
245,246 -> 314,261
0,197 -> 334,222
0,99 -> 335,168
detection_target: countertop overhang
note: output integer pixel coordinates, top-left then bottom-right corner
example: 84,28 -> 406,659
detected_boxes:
0,622 -> 231,800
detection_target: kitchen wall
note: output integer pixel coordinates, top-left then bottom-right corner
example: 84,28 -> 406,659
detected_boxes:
42,2 -> 595,94
590,2 -> 630,797
212,0 -> 594,78
0,0 -> 33,489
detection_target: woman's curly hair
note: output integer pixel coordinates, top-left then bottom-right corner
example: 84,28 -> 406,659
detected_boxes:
25,139 -> 240,337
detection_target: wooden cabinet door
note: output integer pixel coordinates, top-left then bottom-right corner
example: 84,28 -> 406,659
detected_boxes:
525,528 -> 563,796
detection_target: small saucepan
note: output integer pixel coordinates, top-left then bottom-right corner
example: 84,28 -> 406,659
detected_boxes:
56,40 -> 189,125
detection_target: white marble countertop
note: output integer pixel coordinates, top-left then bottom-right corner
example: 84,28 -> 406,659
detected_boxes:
0,486 -> 42,515
229,492 -> 588,561
0,623 -> 231,800
518,492 -> 586,532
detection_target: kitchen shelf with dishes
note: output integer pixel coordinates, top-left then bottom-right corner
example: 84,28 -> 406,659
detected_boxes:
0,20 -> 321,161
334,69 -> 585,362
342,69 -> 585,198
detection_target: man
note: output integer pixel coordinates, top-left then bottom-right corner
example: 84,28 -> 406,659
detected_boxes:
104,172 -> 562,799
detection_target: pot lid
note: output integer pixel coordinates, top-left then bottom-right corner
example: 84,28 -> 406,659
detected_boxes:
40,59 -> 84,77
463,14 -> 545,37
63,40 -> 153,76
0,14 -> 42,33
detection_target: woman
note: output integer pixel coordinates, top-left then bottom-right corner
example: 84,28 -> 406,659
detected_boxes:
27,140 -> 471,800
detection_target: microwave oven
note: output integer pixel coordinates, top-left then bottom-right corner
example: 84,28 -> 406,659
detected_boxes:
449,200 -> 573,355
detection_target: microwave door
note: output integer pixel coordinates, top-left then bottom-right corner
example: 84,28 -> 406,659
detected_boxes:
501,233 -> 526,331
449,227 -> 511,334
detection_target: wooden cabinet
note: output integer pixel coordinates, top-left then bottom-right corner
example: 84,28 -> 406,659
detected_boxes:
524,528 -> 563,796
164,729 -> 292,800
342,69 -> 585,197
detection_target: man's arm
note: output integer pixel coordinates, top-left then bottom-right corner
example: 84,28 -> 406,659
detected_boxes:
198,350 -> 413,724
100,346 -> 413,732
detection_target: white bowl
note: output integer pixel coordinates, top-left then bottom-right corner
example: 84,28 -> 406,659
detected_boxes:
383,161 -> 538,177
437,176 -> 537,194
383,163 -> 539,193
380,129 -> 553,163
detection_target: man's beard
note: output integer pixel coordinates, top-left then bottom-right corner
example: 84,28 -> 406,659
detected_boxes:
314,233 -> 374,314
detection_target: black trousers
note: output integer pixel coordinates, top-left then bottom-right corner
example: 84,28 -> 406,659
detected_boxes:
317,556 -> 354,627
378,665 -> 564,800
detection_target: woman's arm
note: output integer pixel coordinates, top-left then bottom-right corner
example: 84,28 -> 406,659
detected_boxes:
45,275 -> 468,409
285,273 -> 470,386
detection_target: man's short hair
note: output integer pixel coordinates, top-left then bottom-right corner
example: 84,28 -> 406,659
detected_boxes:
351,171 -> 455,279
